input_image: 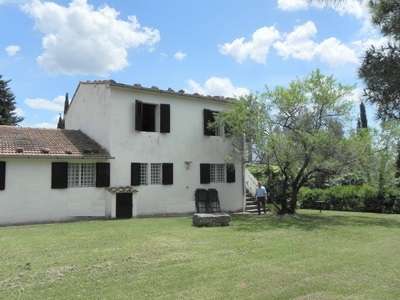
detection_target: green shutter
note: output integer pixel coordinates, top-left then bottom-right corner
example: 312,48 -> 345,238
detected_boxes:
162,163 -> 173,185
96,163 -> 110,187
226,164 -> 236,183
135,100 -> 143,131
200,163 -> 210,184
160,104 -> 170,133
51,162 -> 68,189
131,163 -> 141,186
203,109 -> 214,136
0,162 -> 5,190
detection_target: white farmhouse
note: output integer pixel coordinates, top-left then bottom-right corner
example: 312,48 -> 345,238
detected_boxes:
0,81 -> 245,226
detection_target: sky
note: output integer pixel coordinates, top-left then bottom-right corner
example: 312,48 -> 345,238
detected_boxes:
0,0 -> 385,128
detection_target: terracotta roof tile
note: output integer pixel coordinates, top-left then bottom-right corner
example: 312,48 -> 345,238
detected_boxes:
0,126 -> 111,158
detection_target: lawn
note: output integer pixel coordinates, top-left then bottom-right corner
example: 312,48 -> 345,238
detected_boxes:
0,210 -> 399,300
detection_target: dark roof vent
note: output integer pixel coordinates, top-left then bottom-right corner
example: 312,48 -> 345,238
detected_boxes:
16,147 -> 24,153
65,149 -> 73,154
41,148 -> 50,154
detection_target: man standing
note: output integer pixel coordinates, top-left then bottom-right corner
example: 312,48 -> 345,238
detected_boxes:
255,182 -> 267,215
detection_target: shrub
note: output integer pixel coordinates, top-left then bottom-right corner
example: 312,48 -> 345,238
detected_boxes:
298,185 -> 400,214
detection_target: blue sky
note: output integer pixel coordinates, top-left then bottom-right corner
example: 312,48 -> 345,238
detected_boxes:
0,0 -> 384,128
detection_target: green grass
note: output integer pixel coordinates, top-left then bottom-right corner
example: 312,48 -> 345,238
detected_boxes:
1,210 -> 400,299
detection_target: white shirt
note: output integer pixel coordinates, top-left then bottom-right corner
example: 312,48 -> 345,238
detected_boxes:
255,185 -> 267,197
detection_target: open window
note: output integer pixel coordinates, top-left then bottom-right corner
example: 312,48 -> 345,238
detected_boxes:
135,100 -> 170,133
203,109 -> 224,136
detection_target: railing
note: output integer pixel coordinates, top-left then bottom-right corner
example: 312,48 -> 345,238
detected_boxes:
244,168 -> 258,196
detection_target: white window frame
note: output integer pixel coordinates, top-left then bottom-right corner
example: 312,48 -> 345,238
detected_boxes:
68,163 -> 96,188
140,163 -> 148,185
210,164 -> 225,183
150,163 -> 162,185
140,163 -> 163,185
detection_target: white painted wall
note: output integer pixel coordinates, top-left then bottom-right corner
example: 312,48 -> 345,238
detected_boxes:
0,159 -> 109,226
66,83 -> 245,217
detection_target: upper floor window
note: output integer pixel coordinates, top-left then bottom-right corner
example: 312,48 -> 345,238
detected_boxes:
135,100 -> 170,133
203,109 -> 224,136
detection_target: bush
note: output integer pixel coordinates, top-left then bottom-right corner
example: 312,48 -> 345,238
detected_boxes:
298,185 -> 400,214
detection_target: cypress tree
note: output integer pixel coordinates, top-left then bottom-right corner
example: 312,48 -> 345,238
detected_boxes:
360,101 -> 368,128
0,75 -> 24,126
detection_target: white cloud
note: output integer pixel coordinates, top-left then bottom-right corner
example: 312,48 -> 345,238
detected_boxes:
14,107 -> 24,117
219,26 -> 280,64
22,0 -> 160,76
186,77 -> 249,98
277,0 -> 309,11
33,122 -> 57,129
5,45 -> 21,56
174,50 -> 187,60
278,0 -> 370,20
273,21 -> 317,61
273,21 -> 357,68
316,38 -> 358,68
25,95 -> 64,112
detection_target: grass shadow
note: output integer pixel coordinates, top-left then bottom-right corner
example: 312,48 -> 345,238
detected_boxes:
230,210 -> 400,232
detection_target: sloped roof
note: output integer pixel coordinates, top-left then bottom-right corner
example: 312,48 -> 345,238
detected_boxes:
77,80 -> 235,102
0,126 -> 111,159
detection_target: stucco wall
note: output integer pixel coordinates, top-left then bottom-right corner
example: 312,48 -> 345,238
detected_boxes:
66,83 -> 245,217
0,159 -> 110,226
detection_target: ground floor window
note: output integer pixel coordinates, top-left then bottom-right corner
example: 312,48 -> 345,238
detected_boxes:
131,162 -> 173,186
210,164 -> 225,183
200,163 -> 236,184
68,163 -> 96,187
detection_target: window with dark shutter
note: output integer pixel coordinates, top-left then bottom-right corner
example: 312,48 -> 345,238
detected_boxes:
203,109 -> 214,136
160,104 -> 170,133
96,163 -> 110,187
0,162 -> 5,190
226,164 -> 236,183
131,163 -> 141,186
52,162 -> 68,189
162,163 -> 173,185
200,163 -> 211,184
135,100 -> 143,131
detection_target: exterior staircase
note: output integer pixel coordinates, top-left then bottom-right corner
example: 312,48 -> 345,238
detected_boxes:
244,168 -> 260,213
245,190 -> 258,213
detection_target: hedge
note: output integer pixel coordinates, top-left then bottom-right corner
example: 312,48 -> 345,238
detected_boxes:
299,185 -> 400,214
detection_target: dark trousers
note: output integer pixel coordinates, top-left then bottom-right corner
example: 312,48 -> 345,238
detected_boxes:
257,196 -> 266,214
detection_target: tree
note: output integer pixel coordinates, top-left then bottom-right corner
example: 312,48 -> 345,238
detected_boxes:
359,1 -> 400,121
357,101 -> 368,129
214,69 -> 355,214
57,93 -> 69,129
0,75 -> 24,126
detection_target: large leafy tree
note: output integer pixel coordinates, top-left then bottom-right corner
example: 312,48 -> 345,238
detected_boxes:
214,69 -> 355,214
0,75 -> 24,126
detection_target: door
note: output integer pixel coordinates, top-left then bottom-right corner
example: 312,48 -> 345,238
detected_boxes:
116,193 -> 133,218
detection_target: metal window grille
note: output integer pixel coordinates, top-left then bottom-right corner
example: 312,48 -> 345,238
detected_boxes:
68,163 -> 95,187
140,163 -> 148,185
210,164 -> 225,183
150,163 -> 162,185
